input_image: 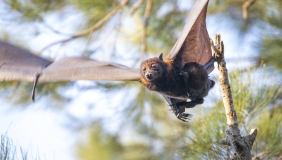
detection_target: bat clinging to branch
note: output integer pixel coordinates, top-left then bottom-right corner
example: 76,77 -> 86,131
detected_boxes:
0,0 -> 214,122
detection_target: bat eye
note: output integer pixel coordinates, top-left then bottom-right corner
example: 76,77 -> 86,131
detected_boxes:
142,66 -> 146,71
151,63 -> 158,68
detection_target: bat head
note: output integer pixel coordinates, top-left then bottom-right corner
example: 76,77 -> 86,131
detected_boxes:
140,53 -> 166,82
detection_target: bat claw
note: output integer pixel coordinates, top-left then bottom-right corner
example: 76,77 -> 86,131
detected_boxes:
176,113 -> 192,122
31,73 -> 40,101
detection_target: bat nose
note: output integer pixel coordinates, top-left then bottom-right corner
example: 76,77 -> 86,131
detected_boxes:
146,73 -> 153,79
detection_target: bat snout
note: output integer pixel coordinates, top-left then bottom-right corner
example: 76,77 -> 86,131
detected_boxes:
146,73 -> 153,80
144,71 -> 158,81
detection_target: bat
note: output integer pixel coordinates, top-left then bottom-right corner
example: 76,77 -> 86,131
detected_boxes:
0,0 -> 214,122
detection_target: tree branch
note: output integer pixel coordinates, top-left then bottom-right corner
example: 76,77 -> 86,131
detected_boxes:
211,34 -> 258,160
39,0 -> 130,54
141,0 -> 152,56
130,0 -> 144,15
242,0 -> 256,19
42,21 -> 72,37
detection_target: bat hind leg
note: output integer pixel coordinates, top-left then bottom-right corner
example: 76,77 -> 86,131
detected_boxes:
169,103 -> 192,122
171,98 -> 204,121
169,99 -> 204,122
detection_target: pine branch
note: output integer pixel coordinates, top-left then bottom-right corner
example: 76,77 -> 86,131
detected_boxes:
39,0 -> 130,54
211,34 -> 258,160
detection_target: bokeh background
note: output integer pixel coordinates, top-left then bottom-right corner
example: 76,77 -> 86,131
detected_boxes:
0,0 -> 281,159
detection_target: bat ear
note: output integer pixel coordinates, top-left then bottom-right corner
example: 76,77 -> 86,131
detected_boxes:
159,53 -> 163,61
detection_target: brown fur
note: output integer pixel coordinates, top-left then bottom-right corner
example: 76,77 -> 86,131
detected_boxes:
140,54 -> 214,101
140,55 -> 186,100
163,58 -> 174,72
182,62 -> 208,90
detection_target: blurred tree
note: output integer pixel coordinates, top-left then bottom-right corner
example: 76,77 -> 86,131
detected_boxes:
208,0 -> 282,70
0,0 -> 282,159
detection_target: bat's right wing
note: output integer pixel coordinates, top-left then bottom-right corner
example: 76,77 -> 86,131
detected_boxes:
166,0 -> 214,74
0,40 -> 140,83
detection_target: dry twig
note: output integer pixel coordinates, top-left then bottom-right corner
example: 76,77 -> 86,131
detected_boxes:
211,34 -> 258,160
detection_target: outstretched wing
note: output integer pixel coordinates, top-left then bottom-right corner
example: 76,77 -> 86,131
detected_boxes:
166,0 -> 214,73
39,57 -> 140,82
0,40 -> 140,83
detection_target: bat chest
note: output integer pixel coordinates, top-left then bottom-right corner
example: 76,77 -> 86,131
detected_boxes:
152,72 -> 189,100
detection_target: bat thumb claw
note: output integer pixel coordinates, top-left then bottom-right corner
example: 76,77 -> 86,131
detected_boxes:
31,74 -> 40,101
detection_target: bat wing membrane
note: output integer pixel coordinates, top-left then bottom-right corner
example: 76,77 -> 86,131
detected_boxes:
0,41 -> 140,83
166,0 -> 214,73
40,57 -> 140,82
0,41 -> 52,82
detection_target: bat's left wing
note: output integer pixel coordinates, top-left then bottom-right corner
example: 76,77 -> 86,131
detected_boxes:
39,57 -> 140,82
0,40 -> 140,83
166,0 -> 214,74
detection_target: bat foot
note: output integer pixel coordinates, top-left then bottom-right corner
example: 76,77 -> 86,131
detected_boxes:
169,103 -> 192,122
177,113 -> 192,122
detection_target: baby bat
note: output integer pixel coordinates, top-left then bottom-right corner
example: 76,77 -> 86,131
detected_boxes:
0,0 -> 214,122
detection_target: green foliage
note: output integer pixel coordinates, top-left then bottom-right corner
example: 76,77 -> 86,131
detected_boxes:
0,134 -> 16,160
0,81 -> 70,106
77,124 -> 123,160
1,134 -> 40,160
260,38 -> 282,70
73,0 -> 118,29
5,0 -> 68,22
229,68 -> 281,122
147,3 -> 186,54
254,107 -> 282,159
